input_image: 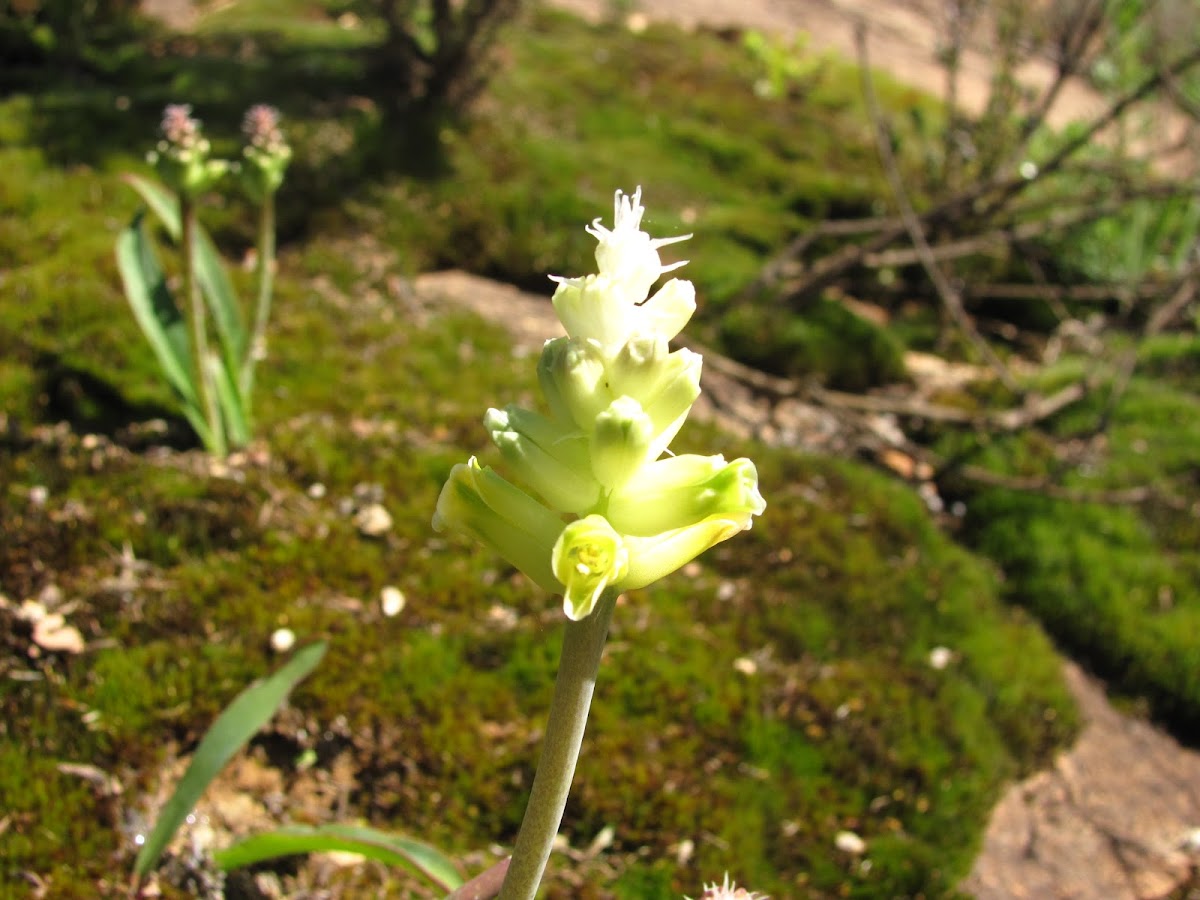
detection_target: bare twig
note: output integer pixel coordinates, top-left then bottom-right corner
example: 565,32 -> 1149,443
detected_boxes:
856,23 -> 1021,393
952,463 -> 1187,508
975,43 -> 1200,223
813,379 -> 1088,433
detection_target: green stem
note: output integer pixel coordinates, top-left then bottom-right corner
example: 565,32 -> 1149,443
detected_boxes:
242,191 -> 276,408
182,196 -> 225,456
497,589 -> 618,900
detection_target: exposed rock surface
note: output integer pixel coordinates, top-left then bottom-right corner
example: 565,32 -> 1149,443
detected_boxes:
964,662 -> 1200,900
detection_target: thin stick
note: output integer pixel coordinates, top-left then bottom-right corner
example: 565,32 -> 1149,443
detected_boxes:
855,23 -> 1021,394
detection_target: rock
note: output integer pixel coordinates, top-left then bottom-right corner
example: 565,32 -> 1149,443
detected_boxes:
353,503 -> 392,537
835,830 -> 866,855
380,586 -> 406,617
269,628 -> 296,653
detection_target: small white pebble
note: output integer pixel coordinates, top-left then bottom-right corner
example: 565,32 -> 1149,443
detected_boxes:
18,600 -> 48,623
716,581 -> 737,602
270,628 -> 296,653
928,646 -> 953,670
29,485 -> 49,507
307,482 -> 327,499
835,830 -> 866,855
487,604 -> 519,630
381,586 -> 406,617
674,838 -> 695,866
354,503 -> 393,537
732,657 -> 757,676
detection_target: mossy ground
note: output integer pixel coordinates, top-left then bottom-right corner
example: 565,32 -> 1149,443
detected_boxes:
948,339 -> 1200,738
1,1 -> 1191,897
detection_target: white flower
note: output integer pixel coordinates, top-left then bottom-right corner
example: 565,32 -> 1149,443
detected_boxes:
588,185 -> 690,302
686,873 -> 768,900
550,187 -> 695,355
434,188 -> 765,620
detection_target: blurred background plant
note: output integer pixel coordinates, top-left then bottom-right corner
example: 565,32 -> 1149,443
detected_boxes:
115,103 -> 291,455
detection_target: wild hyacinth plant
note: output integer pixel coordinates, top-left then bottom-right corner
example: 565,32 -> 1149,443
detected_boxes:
434,188 -> 766,898
115,104 -> 291,455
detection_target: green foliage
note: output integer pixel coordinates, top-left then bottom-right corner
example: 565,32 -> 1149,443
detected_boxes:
742,28 -> 831,100
0,0 -> 141,65
954,367 -> 1200,734
214,824 -> 462,890
720,295 -> 907,390
134,642 -> 327,879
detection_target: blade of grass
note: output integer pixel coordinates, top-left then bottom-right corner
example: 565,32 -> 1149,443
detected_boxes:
214,824 -> 464,892
132,641 -> 328,879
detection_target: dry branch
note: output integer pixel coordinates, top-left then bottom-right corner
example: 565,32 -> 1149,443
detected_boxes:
856,23 -> 1021,393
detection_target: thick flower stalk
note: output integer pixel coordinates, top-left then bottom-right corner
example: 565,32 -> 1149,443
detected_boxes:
432,188 -> 765,900
434,186 -> 765,620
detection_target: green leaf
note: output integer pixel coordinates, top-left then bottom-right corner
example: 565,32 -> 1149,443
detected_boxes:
116,214 -> 195,402
123,173 -> 180,238
115,213 -> 213,447
124,173 -> 249,369
194,224 -> 250,367
133,642 -> 328,879
213,824 -> 463,892
207,351 -> 250,449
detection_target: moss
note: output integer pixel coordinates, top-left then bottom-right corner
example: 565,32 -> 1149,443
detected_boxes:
947,360 -> 1200,735
0,4 -> 1081,896
719,294 -> 908,389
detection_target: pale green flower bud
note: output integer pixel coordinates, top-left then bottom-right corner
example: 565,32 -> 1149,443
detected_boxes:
604,338 -> 702,465
551,274 -> 696,356
485,406 -> 600,514
239,104 -> 292,201
589,397 -> 655,489
639,356 -> 703,462
622,512 -> 758,591
551,514 -> 630,620
537,337 -> 612,431
637,277 -> 696,344
432,457 -> 565,593
608,456 -> 766,536
551,274 -> 630,354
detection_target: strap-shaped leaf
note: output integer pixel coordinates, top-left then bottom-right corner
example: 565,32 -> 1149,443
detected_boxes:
213,824 -> 464,892
124,174 -> 249,368
116,213 -> 214,448
206,351 -> 251,448
116,213 -> 196,403
133,642 -> 328,879
194,224 -> 249,369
